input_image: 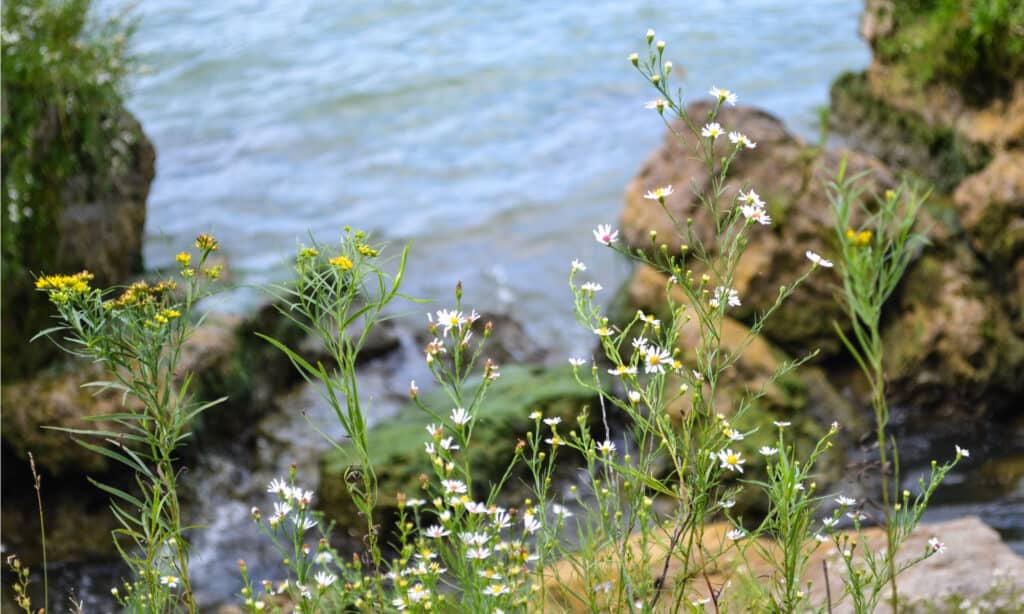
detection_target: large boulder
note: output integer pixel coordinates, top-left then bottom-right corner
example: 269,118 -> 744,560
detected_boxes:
622,102 -> 893,358
953,150 -> 1024,271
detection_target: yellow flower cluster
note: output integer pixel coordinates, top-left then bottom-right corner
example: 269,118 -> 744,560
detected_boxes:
298,247 -> 319,260
195,233 -> 219,252
847,228 -> 872,247
175,252 -> 192,267
151,308 -> 182,326
329,255 -> 354,270
35,271 -> 93,293
356,244 -> 379,257
105,279 -> 177,310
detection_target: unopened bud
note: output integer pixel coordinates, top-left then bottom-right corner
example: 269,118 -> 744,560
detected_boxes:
656,40 -> 665,52
664,61 -> 673,74
629,52 -> 639,66
646,29 -> 655,43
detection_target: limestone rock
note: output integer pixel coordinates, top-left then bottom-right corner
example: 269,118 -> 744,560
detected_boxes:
622,103 -> 892,358
953,150 -> 1024,268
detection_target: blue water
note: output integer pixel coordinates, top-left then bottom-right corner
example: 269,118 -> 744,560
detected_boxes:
123,0 -> 870,357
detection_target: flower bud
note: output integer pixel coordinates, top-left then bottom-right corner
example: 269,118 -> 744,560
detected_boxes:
656,40 -> 665,52
629,52 -> 639,66
646,29 -> 655,43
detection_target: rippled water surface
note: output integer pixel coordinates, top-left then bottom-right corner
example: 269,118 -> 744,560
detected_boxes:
123,0 -> 870,356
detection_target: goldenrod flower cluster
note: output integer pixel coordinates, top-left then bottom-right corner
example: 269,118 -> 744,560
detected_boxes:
195,233 -> 219,251
35,271 -> 93,293
356,244 -> 379,257
104,279 -> 177,310
847,228 -> 872,247
329,255 -> 354,270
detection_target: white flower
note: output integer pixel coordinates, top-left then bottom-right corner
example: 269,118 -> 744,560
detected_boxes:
580,281 -> 603,293
267,478 -> 290,497
461,532 -> 489,546
439,437 -> 459,451
726,528 -> 746,541
709,286 -> 741,309
568,357 -> 587,367
774,421 -> 791,428
529,410 -> 542,420
492,509 -> 512,529
627,390 -> 642,404
160,575 -> 180,589
465,501 -> 488,514
643,185 -> 674,201
272,501 -> 292,523
717,449 -> 746,473
847,511 -> 866,522
928,537 -> 946,555
425,423 -> 442,438
571,258 -> 586,272
442,480 -> 467,495
701,122 -> 725,139
608,364 -> 637,377
639,311 -> 661,328
294,515 -> 317,530
552,504 -> 573,519
425,525 -> 449,539
483,583 -> 510,597
593,325 -> 613,337
720,499 -> 736,509
543,417 -> 562,426
466,547 -> 491,561
738,189 -> 764,207
835,496 -> 856,507
315,551 -> 333,565
723,426 -> 745,441
392,597 -> 408,611
822,517 -> 838,528
410,380 -> 418,396
956,445 -> 970,458
805,250 -> 834,268
435,309 -> 467,335
759,446 -> 778,456
523,512 -> 542,534
408,584 -> 430,603
728,131 -> 756,149
407,498 -> 426,507
597,440 -> 616,455
450,407 -> 471,426
424,442 -> 436,455
643,345 -> 672,374
644,98 -> 667,112
314,571 -> 337,589
593,224 -> 619,245
814,534 -> 828,543
709,86 -> 737,105
741,204 -> 772,225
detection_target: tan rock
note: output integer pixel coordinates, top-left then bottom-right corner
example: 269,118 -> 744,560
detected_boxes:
953,149 -> 1024,267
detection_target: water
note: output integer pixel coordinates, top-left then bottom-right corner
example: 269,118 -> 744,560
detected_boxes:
122,0 -> 870,358
68,1 -> 884,609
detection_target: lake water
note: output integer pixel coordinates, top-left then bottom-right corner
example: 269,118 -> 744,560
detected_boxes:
125,0 -> 871,359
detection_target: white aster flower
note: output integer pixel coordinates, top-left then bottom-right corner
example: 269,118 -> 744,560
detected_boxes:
543,417 -> 562,426
728,131 -> 756,149
315,551 -> 333,565
492,510 -> 512,529
424,525 -> 449,539
759,446 -> 779,456
435,309 -> 467,336
392,597 -> 408,610
955,445 -> 970,458
835,496 -> 856,507
814,534 -> 828,543
580,281 -> 603,293
552,503 -> 573,519
442,480 -> 467,495
466,547 -> 491,561
407,498 -> 426,507
741,204 -> 772,225
720,499 -> 736,509
160,575 -> 180,589
643,185 -> 674,201
644,98 -> 667,112
483,583 -> 511,597
847,511 -> 866,522
294,515 -> 317,531
644,345 -> 672,374
805,250 -> 834,268
774,421 -> 791,428
597,440 -> 616,455
726,528 -> 746,541
314,571 -> 337,589
709,286 -> 741,309
568,357 -> 587,367
710,86 -> 737,105
627,390 -> 642,404
267,478 -> 289,497
465,501 -> 488,514
450,407 -> 471,425
529,410 -> 542,420
408,584 -> 430,603
928,537 -> 946,555
593,325 -> 613,337
608,364 -> 637,377
571,258 -> 586,272
717,449 -> 746,473
738,189 -> 764,207
701,122 -> 725,139
593,224 -> 619,245
822,517 -> 838,528
523,512 -> 542,534
439,437 -> 459,451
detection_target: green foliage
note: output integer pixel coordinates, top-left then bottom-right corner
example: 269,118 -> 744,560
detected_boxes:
876,0 -> 1024,103
1,0 -> 135,378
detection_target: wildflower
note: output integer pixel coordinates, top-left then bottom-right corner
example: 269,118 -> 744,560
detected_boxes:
627,390 -> 641,404
847,511 -> 865,522
759,446 -> 778,456
595,581 -> 612,594
701,122 -> 725,139
956,445 -> 970,458
846,228 -> 872,247
523,513 -> 542,534
161,575 -> 181,588
315,571 -> 336,589
552,504 -> 573,519
720,500 -> 736,509
928,537 -> 946,555
357,244 -> 379,257
298,246 -> 319,260
175,252 -> 192,267
315,551 -> 332,565
710,86 -> 737,105
442,480 -> 467,495
392,597 -> 408,611
723,426 -> 745,441
580,281 -> 603,293
492,509 -> 512,529
738,190 -> 764,207
823,518 -> 838,528
543,417 -> 562,426
774,421 -> 791,428
644,98 -> 667,113
294,516 -> 318,531
529,410 -> 542,420
593,224 -> 619,245
726,529 -> 746,541
484,583 -> 511,597
408,584 -> 430,603
643,345 -> 672,375
329,255 -> 354,270
717,449 -> 745,473
741,204 -> 772,225
450,407 -> 471,426
439,437 -> 459,451
709,286 -> 741,309
639,311 -> 661,328
608,364 -> 637,377
835,496 -> 856,507
545,434 -> 563,446
466,547 -> 491,561
728,131 -> 756,149
643,185 -> 674,201
597,440 -> 616,455
195,233 -> 219,251
268,478 -> 289,497
571,259 -> 586,272
815,534 -> 828,543
805,250 -> 834,268
424,525 -> 449,539
593,325 -> 613,337
435,309 -> 467,335
568,357 -> 587,367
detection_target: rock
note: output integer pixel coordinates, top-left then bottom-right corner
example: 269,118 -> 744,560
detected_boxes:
543,516 -> 1023,612
881,242 -> 1024,423
622,102 -> 893,357
953,150 -> 1024,268
318,364 -> 606,541
2,106 -> 155,381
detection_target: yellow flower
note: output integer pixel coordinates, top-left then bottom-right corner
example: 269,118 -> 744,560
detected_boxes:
161,309 -> 181,320
329,255 -> 354,270
203,265 -> 223,280
298,247 -> 319,260
175,252 -> 192,267
34,271 -> 93,293
846,228 -> 872,247
195,233 -> 219,251
356,244 -> 379,257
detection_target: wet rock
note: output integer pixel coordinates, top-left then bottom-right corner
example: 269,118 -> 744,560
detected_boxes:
543,515 -> 1023,612
622,102 -> 893,357
318,364 -> 606,541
